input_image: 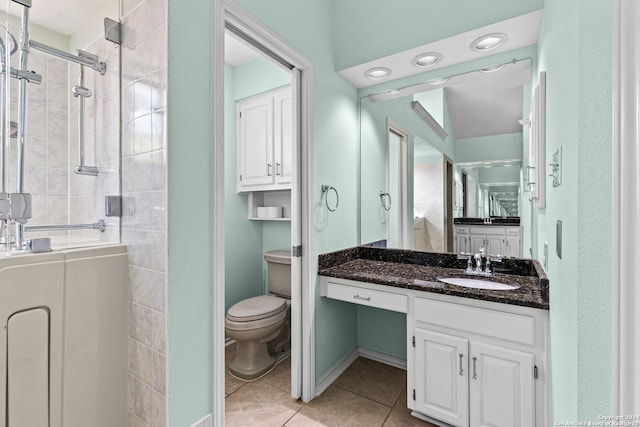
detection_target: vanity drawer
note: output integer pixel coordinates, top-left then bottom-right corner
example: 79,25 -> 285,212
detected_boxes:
414,298 -> 535,346
470,226 -> 505,235
506,227 -> 521,236
455,226 -> 469,234
324,281 -> 407,313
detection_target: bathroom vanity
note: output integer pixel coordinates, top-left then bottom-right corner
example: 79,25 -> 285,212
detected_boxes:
318,246 -> 548,427
453,218 -> 523,258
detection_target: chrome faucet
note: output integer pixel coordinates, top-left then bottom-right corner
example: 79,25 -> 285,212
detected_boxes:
466,247 -> 494,277
474,252 -> 482,272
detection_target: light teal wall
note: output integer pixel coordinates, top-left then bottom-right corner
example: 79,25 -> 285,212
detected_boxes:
225,59 -> 292,311
332,0 -> 543,70
455,133 -> 523,163
536,0 -> 612,422
232,57 -> 291,100
167,0 -> 213,425
357,307 -> 406,359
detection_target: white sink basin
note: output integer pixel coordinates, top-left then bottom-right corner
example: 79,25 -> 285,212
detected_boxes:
437,277 -> 519,291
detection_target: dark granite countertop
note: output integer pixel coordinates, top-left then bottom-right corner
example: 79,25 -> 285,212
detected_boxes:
318,246 -> 548,310
454,217 -> 521,226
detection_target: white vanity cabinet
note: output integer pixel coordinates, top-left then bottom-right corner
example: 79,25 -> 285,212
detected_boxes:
318,273 -> 548,427
236,86 -> 292,192
454,224 -> 522,257
409,297 -> 544,427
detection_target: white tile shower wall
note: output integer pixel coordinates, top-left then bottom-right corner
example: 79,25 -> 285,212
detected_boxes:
8,51 -> 70,232
121,0 -> 168,425
68,35 -> 122,244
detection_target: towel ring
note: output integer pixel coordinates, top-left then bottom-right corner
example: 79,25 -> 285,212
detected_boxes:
379,191 -> 391,211
321,184 -> 339,212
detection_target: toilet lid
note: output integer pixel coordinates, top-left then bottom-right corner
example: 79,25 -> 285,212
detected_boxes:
227,295 -> 287,322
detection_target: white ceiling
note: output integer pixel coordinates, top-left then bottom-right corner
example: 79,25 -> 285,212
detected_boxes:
337,10 -> 542,89
445,60 -> 531,139
1,0 -> 110,36
225,30 -> 261,67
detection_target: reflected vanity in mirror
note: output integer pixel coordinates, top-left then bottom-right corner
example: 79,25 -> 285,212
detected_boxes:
359,59 -> 531,258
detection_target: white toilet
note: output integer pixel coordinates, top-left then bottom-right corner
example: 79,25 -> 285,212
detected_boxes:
225,250 -> 291,380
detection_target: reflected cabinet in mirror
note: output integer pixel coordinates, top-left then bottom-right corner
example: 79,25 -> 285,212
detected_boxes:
360,59 -> 531,258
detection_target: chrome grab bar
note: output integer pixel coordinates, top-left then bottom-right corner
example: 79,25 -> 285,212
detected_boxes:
25,219 -> 106,233
29,40 -> 106,75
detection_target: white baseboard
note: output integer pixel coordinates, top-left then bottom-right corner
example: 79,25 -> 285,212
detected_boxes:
357,347 -> 407,370
315,348 -> 360,396
314,347 -> 407,396
191,414 -> 212,427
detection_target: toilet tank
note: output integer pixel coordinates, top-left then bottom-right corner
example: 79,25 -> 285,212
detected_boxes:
264,250 -> 291,298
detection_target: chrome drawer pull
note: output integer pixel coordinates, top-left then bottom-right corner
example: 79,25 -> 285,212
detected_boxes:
458,353 -> 464,376
353,294 -> 371,302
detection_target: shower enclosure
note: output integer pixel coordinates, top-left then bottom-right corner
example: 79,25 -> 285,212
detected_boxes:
0,0 -> 121,253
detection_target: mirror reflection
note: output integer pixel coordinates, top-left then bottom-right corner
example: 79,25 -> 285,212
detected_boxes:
360,59 -> 530,257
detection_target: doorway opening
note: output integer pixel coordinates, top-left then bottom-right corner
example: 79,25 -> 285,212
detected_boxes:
213,2 -> 315,425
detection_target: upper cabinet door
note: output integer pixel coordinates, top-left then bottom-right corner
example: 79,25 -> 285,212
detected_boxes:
414,328 -> 469,427
469,341 -> 535,427
273,88 -> 292,186
237,95 -> 274,190
237,86 -> 292,193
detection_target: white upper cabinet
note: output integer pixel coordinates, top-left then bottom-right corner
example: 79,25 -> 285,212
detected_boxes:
237,86 -> 292,192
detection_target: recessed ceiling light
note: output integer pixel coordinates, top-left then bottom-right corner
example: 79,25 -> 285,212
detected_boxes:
427,77 -> 448,85
411,52 -> 442,68
364,67 -> 392,80
470,33 -> 508,52
386,88 -> 404,94
480,64 -> 505,73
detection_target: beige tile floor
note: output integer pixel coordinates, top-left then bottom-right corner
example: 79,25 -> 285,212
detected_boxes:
225,344 -> 437,427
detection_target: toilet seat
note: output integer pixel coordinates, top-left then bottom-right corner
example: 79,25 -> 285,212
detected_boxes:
226,295 -> 286,322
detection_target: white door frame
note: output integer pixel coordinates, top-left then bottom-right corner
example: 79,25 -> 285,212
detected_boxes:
212,1 -> 316,425
386,122 -> 410,248
612,0 -> 640,413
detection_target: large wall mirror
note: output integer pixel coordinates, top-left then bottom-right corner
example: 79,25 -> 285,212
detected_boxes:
359,58 -> 531,256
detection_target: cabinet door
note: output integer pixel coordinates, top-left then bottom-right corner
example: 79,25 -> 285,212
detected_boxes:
486,235 -> 503,256
469,341 -> 535,427
274,89 -> 292,186
237,95 -> 274,189
504,236 -> 521,258
414,329 -> 469,427
470,236 -> 486,254
455,235 -> 469,254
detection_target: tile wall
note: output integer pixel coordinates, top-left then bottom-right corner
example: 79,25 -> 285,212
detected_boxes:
121,0 -> 168,425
